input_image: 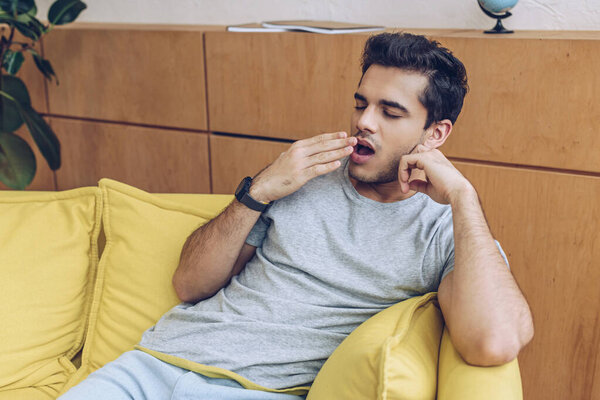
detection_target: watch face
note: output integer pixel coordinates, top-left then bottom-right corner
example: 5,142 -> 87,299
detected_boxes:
235,177 -> 252,198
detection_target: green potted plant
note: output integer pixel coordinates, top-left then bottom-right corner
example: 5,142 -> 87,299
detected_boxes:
0,0 -> 86,189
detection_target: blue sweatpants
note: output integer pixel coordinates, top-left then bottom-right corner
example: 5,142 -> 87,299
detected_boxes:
58,350 -> 308,400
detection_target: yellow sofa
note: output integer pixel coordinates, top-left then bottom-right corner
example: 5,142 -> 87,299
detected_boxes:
0,178 -> 523,399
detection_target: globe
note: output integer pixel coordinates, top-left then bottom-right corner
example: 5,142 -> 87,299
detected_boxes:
478,0 -> 518,14
477,0 -> 518,34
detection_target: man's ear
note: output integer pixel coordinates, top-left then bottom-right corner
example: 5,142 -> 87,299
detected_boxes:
422,119 -> 453,149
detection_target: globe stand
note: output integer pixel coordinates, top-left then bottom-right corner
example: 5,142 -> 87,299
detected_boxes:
478,1 -> 514,34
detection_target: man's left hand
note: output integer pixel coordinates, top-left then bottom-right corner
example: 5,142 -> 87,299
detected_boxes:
398,145 -> 473,205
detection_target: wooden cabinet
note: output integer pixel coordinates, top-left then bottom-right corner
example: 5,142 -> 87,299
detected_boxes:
52,118 -> 211,193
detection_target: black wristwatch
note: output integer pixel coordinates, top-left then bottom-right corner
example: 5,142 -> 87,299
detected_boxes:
235,176 -> 271,212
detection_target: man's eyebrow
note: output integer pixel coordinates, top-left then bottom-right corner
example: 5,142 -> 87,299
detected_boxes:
354,93 -> 410,115
354,92 -> 366,102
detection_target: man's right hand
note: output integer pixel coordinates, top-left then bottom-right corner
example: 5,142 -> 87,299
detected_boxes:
250,132 -> 357,203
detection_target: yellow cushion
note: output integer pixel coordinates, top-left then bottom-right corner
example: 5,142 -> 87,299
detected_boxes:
0,188 -> 102,396
307,292 -> 443,400
437,326 -> 523,400
0,388 -> 55,400
61,179 -> 233,393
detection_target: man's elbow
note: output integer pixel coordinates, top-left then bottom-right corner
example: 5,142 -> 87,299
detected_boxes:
173,269 -> 201,303
457,311 -> 535,367
173,273 -> 192,303
172,267 -> 219,304
462,333 -> 531,367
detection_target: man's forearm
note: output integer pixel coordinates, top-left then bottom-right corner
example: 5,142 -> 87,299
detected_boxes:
449,186 -> 534,363
173,199 -> 261,302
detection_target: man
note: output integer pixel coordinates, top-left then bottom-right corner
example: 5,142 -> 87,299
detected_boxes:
60,32 -> 534,399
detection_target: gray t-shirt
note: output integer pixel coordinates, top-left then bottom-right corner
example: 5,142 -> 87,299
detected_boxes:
139,158 -> 508,389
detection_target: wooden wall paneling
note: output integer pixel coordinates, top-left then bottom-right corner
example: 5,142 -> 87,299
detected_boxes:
51,118 -> 211,193
205,32 -> 368,140
209,134 -> 290,194
437,36 -> 600,174
453,161 -> 600,400
43,24 -> 221,130
0,123 -> 56,191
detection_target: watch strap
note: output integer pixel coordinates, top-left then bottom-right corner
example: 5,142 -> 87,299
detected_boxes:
235,177 -> 271,212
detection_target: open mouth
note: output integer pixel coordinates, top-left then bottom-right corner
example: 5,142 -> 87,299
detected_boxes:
355,143 -> 375,156
350,139 -> 375,164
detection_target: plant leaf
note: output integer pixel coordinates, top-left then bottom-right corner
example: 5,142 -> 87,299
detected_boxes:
11,18 -> 42,40
48,0 -> 86,25
26,2 -> 35,16
0,13 -> 16,23
28,15 -> 47,34
0,75 -> 31,104
0,92 -> 23,131
0,131 -> 36,190
0,88 -> 57,170
0,0 -> 35,15
16,12 -> 47,35
0,75 -> 30,131
30,50 -> 58,83
17,104 -> 61,170
0,11 -> 44,39
2,49 -> 24,74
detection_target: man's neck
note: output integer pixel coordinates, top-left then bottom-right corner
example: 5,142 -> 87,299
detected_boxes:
349,176 -> 417,203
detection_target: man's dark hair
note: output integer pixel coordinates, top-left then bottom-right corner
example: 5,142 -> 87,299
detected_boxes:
361,32 -> 468,129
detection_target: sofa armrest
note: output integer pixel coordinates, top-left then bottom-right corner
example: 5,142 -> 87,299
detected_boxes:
437,326 -> 523,400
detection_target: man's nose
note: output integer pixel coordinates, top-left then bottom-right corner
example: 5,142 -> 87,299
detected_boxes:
356,106 -> 377,134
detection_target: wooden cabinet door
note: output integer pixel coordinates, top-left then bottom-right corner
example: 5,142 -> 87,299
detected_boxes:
210,134 -> 290,194
53,118 -> 211,193
44,25 -> 214,130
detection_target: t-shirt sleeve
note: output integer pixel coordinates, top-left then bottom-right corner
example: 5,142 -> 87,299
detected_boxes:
438,214 -> 511,284
245,213 -> 271,247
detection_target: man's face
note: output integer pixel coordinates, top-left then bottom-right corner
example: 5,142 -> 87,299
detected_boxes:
348,64 -> 431,184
